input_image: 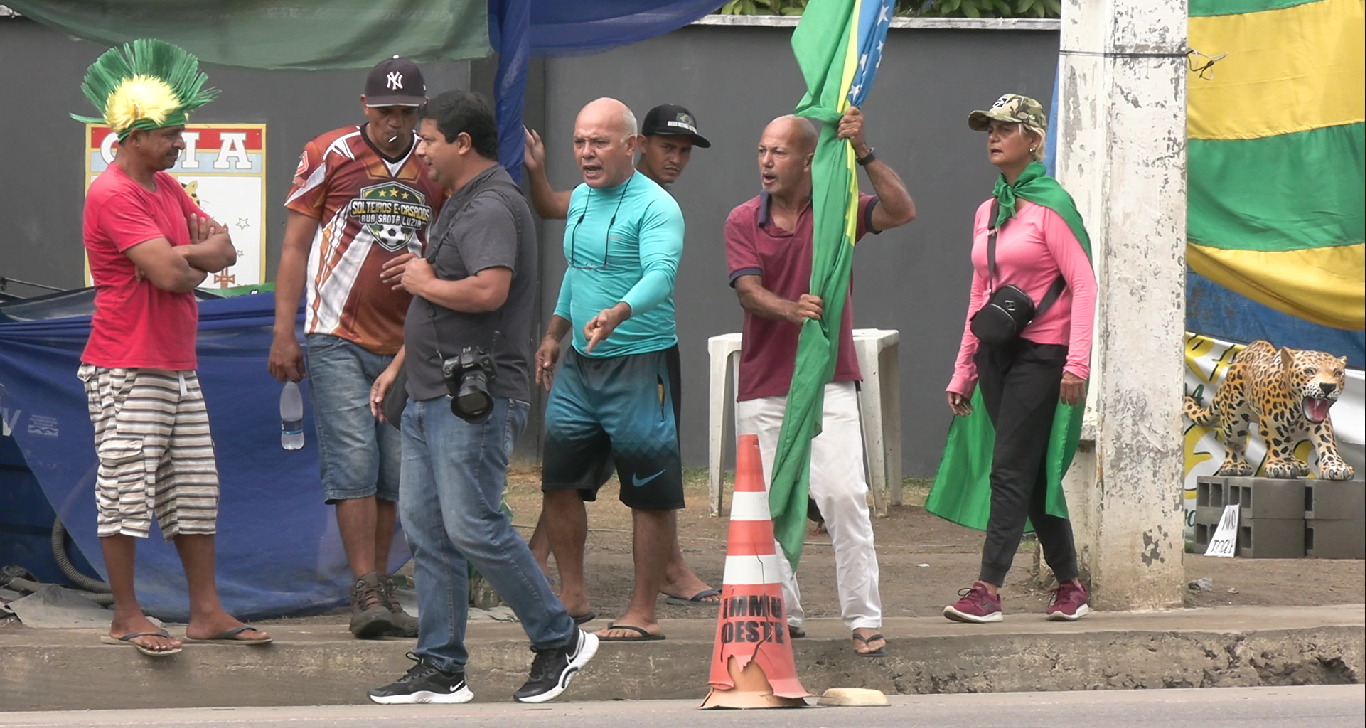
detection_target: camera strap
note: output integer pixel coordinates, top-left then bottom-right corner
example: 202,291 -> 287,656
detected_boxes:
424,172 -> 524,360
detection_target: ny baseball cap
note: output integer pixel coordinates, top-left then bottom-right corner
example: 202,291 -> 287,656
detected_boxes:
364,55 -> 426,107
968,94 -> 1048,131
641,104 -> 711,148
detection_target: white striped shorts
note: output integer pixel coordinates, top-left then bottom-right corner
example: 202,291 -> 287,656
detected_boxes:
78,364 -> 220,540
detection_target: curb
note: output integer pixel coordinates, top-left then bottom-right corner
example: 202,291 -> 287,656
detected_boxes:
0,607 -> 1360,710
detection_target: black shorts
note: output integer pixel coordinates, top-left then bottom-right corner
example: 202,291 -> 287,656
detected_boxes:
541,345 -> 684,511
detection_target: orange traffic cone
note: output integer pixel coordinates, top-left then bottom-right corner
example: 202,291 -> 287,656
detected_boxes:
700,433 -> 810,709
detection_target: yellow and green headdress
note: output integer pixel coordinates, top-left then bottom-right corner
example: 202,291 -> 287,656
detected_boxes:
71,39 -> 219,141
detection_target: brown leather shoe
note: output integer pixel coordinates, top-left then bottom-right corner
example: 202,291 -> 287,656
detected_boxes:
350,571 -> 396,639
380,575 -> 419,638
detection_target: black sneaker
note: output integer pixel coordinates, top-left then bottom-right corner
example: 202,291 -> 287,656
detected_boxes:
512,629 -> 599,703
368,653 -> 473,705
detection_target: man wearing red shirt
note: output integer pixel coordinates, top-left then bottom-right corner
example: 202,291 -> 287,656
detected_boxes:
723,109 -> 915,657
74,40 -> 270,656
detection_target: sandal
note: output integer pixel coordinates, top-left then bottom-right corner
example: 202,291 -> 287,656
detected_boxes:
100,629 -> 181,657
183,625 -> 272,645
852,632 -> 887,657
663,588 -> 720,606
597,622 -> 666,642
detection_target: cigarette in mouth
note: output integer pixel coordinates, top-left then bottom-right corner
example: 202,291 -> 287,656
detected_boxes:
388,134 -> 399,143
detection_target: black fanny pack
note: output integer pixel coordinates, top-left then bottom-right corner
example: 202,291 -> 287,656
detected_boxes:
969,200 -> 1065,347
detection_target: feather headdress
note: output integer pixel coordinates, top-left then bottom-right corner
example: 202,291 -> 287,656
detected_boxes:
71,39 -> 219,140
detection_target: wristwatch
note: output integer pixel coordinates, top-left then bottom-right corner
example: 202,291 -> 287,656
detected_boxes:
855,147 -> 876,166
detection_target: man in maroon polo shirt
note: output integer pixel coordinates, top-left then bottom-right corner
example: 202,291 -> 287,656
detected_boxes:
723,109 -> 915,656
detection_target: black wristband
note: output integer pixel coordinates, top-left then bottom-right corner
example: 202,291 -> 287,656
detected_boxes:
855,147 -> 876,166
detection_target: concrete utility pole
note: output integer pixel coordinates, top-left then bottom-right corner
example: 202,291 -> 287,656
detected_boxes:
1054,0 -> 1189,610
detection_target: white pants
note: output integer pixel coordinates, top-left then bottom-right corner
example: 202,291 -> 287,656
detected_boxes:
736,381 -> 883,631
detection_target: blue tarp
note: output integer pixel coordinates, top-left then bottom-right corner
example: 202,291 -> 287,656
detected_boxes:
0,293 -> 407,621
489,0 -> 721,182
0,0 -> 718,621
0,426 -> 101,585
1187,268 -> 1365,368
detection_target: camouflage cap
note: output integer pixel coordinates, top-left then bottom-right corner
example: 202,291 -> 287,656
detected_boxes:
968,94 -> 1047,132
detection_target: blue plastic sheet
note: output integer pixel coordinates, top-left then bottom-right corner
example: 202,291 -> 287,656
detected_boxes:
521,0 -> 720,57
0,294 -> 408,621
1187,268 -> 1365,367
0,430 -> 101,585
491,0 -> 531,185
488,0 -> 721,184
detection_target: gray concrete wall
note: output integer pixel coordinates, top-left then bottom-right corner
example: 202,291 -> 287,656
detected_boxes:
525,22 -> 1059,476
0,17 -> 472,294
0,17 -> 1060,478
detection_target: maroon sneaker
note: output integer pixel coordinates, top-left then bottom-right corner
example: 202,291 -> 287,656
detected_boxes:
943,582 -> 1002,623
1046,581 -> 1090,621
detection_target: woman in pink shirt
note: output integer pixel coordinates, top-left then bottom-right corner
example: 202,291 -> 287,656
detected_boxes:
942,95 -> 1097,624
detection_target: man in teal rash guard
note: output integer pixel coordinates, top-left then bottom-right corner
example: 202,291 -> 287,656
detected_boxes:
535,97 -> 685,642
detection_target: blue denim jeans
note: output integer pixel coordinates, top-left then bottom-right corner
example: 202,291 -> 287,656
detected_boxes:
305,334 -> 401,503
399,395 -> 574,673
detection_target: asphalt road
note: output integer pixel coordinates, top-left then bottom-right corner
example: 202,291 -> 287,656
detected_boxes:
0,685 -> 1361,728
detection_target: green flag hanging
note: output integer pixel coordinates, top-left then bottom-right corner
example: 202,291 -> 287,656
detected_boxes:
4,1 -> 489,70
925,161 -> 1094,531
772,0 -> 893,567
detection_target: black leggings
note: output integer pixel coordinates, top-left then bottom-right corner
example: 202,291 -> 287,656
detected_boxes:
974,338 -> 1080,587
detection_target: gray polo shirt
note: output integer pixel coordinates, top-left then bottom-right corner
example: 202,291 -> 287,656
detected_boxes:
403,165 -> 537,402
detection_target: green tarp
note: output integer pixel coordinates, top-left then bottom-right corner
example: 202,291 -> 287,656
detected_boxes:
4,1 -> 490,70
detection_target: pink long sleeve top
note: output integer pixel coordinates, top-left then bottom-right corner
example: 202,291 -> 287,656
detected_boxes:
947,198 -> 1097,397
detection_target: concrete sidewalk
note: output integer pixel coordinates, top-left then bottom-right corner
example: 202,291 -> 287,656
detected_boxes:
1,604 -> 1361,711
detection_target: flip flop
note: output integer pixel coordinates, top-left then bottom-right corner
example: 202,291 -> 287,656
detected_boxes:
598,623 -> 666,642
663,588 -> 720,607
852,632 -> 887,657
571,611 -> 597,625
183,625 -> 273,645
100,630 -> 181,657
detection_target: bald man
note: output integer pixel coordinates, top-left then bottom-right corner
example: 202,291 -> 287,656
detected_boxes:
535,98 -> 687,642
522,104 -> 717,611
724,109 -> 915,656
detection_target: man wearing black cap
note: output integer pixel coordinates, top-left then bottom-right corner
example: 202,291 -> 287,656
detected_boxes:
523,103 -> 711,219
521,104 -> 720,611
268,55 -> 446,639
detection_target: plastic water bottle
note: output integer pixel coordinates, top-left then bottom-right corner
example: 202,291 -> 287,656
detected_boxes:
280,381 -> 304,450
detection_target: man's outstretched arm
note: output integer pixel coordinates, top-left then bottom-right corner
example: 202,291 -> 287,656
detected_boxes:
524,127 -> 572,220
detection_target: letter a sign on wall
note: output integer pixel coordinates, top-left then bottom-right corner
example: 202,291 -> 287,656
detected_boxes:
83,124 -> 268,289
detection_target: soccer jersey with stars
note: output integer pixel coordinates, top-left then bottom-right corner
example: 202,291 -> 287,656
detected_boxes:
285,124 -> 446,354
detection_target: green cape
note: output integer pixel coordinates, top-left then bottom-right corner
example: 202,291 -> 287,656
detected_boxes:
925,162 -> 1094,530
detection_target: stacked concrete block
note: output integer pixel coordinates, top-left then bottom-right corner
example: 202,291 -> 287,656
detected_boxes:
1194,476 -> 1306,558
1303,480 -> 1366,559
1192,477 -> 1230,553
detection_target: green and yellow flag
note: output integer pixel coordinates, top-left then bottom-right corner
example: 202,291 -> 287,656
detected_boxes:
771,0 -> 894,567
1188,0 -> 1365,329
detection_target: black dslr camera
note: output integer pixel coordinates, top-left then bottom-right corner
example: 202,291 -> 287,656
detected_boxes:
441,346 -> 497,423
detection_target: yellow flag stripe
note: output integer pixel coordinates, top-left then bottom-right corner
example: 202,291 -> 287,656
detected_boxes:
841,0 -> 862,247
837,0 -> 861,116
844,152 -> 859,246
1188,0 -> 1365,140
1188,242 -> 1366,329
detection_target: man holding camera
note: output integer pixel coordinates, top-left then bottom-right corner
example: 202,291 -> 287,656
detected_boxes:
368,91 -> 595,704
